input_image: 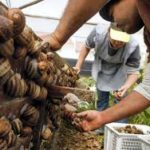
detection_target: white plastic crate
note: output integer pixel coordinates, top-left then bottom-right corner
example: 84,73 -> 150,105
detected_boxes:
104,123 -> 150,150
138,135 -> 150,150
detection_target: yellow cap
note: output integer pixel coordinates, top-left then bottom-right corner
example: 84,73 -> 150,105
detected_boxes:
110,28 -> 130,43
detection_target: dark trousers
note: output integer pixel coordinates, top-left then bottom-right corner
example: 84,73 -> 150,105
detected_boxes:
97,89 -> 128,123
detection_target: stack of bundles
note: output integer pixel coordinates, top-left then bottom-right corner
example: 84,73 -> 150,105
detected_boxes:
0,2 -> 78,101
0,102 -> 54,149
0,2 -> 78,149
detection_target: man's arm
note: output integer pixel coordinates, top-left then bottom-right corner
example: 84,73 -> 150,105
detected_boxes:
115,43 -> 141,98
109,63 -> 150,124
75,46 -> 90,73
76,63 -> 150,131
114,73 -> 139,99
75,27 -> 96,73
123,73 -> 138,89
45,0 -> 107,50
102,91 -> 150,124
77,91 -> 150,131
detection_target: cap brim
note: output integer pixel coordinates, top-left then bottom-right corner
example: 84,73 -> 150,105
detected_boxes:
99,0 -> 113,21
110,28 -> 130,43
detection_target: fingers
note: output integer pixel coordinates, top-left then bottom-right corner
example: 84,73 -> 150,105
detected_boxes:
73,67 -> 80,74
114,90 -> 121,99
64,111 -> 77,120
113,90 -> 122,100
42,33 -> 62,51
114,86 -> 127,99
67,112 -> 89,131
118,88 -> 127,98
120,90 -> 125,97
62,110 -> 94,132
73,119 -> 90,132
76,111 -> 88,119
72,117 -> 82,126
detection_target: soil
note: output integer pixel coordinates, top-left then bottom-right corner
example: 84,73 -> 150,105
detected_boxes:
115,125 -> 144,134
41,121 -> 104,150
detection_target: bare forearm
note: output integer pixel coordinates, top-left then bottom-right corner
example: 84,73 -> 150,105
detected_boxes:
53,0 -> 106,45
101,91 -> 150,125
75,46 -> 90,69
124,73 -> 139,88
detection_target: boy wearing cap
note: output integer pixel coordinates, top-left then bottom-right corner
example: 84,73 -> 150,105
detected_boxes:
75,23 -> 141,122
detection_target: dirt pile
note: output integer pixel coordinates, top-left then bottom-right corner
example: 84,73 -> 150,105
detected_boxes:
47,121 -> 104,150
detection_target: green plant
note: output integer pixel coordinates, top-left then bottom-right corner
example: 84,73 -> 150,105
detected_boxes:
77,101 -> 96,113
79,75 -> 96,87
129,108 -> 150,126
79,73 -> 150,127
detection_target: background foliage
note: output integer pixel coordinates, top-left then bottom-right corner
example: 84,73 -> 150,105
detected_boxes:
79,69 -> 150,126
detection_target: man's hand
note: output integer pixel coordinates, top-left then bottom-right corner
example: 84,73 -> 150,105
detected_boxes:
42,33 -> 62,51
73,66 -> 80,74
74,110 -> 103,131
114,85 -> 128,100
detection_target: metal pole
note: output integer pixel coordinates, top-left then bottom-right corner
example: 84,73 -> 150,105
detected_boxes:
19,0 -> 44,10
25,14 -> 97,26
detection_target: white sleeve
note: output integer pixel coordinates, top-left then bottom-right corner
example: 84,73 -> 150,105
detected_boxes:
134,63 -> 150,100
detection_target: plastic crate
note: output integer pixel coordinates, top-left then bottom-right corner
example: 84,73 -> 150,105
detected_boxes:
138,135 -> 150,150
104,123 -> 150,150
